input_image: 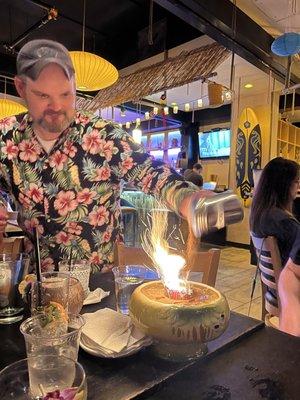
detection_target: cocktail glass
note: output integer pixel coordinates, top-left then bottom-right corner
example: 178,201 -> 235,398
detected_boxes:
0,253 -> 30,324
31,272 -> 69,316
0,355 -> 87,399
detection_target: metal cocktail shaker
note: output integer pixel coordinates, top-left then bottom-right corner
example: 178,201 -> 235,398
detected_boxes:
189,191 -> 244,237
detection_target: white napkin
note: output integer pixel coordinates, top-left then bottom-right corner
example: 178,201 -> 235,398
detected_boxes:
83,288 -> 110,305
81,308 -> 146,353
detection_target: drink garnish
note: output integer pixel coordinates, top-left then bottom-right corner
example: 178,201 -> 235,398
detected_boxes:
42,387 -> 83,400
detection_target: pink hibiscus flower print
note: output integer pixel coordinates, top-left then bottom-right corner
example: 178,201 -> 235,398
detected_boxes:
99,140 -> 114,161
55,231 -> 72,245
19,192 -> 31,209
88,205 -> 109,227
121,156 -> 134,174
0,116 -> 17,132
94,166 -> 111,181
27,183 -> 44,203
64,141 -> 77,158
77,188 -> 96,205
75,113 -> 90,125
24,218 -> 44,235
89,251 -> 103,265
103,230 -> 112,243
41,257 -> 55,272
82,129 -> 102,154
54,190 -> 78,216
141,173 -> 154,193
2,139 -> 19,159
66,222 -> 82,235
121,140 -> 132,153
19,139 -> 41,162
49,150 -> 68,171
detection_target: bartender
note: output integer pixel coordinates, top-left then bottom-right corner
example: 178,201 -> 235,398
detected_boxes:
0,39 -> 213,273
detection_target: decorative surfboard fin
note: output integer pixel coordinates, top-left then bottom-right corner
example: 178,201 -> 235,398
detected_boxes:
236,107 -> 262,207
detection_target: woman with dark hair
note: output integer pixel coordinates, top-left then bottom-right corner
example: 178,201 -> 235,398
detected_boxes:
250,157 -> 300,264
250,157 -> 300,336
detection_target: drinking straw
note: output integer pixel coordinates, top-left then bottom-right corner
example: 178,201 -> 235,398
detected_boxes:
69,246 -> 74,271
33,227 -> 42,307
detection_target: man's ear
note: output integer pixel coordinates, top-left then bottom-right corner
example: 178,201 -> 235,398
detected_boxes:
14,76 -> 26,99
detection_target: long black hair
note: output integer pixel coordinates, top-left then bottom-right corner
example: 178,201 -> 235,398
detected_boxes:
250,157 -> 299,232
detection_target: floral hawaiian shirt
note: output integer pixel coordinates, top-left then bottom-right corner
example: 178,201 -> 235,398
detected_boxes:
0,111 -> 197,272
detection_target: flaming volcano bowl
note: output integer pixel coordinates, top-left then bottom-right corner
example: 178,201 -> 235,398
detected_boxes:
129,281 -> 230,361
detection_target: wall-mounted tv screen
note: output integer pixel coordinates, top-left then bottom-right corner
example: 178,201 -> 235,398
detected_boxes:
198,129 -> 231,159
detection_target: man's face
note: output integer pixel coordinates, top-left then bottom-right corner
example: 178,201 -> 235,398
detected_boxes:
194,168 -> 202,175
15,63 -> 76,134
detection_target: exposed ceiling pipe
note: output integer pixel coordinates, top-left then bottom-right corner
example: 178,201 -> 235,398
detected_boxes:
3,7 -> 58,53
27,0 -> 106,37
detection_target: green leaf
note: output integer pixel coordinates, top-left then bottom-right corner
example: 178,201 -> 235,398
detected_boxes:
54,204 -> 88,224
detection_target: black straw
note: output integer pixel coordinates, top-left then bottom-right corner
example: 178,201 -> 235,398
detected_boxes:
33,227 -> 42,307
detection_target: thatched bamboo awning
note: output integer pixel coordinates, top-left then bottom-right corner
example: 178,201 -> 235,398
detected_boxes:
76,42 -> 230,111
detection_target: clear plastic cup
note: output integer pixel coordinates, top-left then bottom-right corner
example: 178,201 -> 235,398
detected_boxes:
20,313 -> 85,361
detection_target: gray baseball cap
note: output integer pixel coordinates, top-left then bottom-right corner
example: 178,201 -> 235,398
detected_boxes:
17,39 -> 75,80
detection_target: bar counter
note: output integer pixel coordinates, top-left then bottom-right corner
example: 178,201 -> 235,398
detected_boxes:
1,273 -> 299,399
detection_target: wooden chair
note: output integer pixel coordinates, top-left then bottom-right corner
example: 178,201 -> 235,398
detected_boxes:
251,233 -> 281,328
0,235 -> 24,255
184,248 -> 221,287
114,242 -> 155,268
115,243 -> 221,287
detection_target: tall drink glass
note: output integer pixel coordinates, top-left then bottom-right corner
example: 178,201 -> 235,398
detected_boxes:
112,265 -> 147,315
0,253 -> 30,324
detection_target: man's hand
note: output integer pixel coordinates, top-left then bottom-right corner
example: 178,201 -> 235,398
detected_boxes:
0,206 -> 8,234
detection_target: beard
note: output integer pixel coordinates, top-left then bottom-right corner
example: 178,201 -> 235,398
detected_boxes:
36,110 -> 74,133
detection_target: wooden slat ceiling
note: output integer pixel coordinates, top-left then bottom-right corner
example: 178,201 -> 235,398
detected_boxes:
76,42 -> 230,110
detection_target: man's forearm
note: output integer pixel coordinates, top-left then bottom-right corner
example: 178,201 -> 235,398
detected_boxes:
279,258 -> 300,336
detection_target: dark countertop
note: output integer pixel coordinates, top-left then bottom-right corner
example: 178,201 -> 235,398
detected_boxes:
1,273 -> 299,400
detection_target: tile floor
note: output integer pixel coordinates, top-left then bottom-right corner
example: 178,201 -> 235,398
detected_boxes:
217,247 -> 262,320
191,246 -> 262,320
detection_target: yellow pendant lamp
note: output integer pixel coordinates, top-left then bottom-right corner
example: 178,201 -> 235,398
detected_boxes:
69,51 -> 118,91
69,0 -> 118,92
0,99 -> 27,119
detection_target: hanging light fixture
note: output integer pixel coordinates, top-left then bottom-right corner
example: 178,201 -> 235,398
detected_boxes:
207,82 -> 223,106
125,121 -> 131,129
0,98 -> 27,119
163,106 -> 169,115
120,106 -> 126,117
145,111 -> 150,120
69,0 -> 118,91
197,99 -> 203,108
184,103 -> 190,112
0,78 -> 27,118
173,105 -> 178,114
153,106 -> 158,115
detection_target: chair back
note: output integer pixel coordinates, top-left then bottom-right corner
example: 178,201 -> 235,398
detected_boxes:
250,233 -> 282,319
0,235 -> 24,255
115,243 -> 221,287
185,248 -> 221,287
114,242 -> 155,268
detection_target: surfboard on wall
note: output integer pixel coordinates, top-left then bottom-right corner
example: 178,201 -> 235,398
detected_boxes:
236,107 -> 262,207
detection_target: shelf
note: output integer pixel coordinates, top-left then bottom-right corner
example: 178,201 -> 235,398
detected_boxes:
277,120 -> 300,162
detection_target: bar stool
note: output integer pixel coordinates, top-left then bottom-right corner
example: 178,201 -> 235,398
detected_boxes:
121,206 -> 137,246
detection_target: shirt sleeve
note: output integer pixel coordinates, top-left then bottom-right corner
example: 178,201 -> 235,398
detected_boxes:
106,124 -> 200,213
289,228 -> 300,265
